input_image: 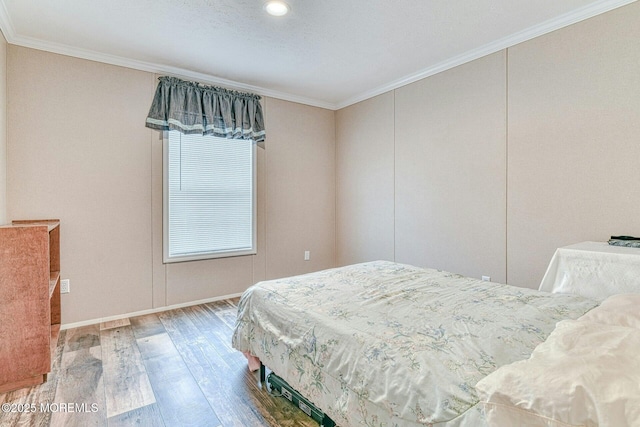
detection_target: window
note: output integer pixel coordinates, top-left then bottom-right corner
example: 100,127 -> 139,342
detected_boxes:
163,131 -> 256,263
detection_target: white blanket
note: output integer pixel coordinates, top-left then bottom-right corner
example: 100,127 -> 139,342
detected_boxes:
476,294 -> 640,427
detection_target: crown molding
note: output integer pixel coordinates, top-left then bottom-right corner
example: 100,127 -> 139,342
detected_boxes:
0,0 -> 636,111
8,34 -> 337,110
0,5 -> 337,110
334,0 -> 638,109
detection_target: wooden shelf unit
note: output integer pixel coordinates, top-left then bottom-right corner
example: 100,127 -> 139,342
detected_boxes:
0,219 -> 61,393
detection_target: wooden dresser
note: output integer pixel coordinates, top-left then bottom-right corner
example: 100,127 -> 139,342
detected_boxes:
0,219 -> 61,393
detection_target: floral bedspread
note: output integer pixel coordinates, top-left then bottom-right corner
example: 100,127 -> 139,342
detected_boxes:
232,261 -> 597,426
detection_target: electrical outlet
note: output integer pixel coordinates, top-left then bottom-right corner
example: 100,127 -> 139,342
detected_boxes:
304,250 -> 310,261
60,279 -> 70,293
481,276 -> 491,282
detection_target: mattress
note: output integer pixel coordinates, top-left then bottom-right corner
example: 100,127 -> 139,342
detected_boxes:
232,261 -> 597,426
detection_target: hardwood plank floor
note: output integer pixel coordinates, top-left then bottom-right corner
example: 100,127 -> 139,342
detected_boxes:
100,326 -> 155,418
0,299 -> 317,427
50,344 -> 105,427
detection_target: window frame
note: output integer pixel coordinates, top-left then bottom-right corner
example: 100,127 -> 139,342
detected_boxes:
162,131 -> 257,263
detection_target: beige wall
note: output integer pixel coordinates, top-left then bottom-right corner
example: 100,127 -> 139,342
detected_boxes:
7,47 -> 336,324
8,48 -> 155,324
335,92 -> 395,265
394,52 -> 506,282
0,30 -> 6,225
7,2 -> 640,324
263,97 -> 336,279
507,3 -> 640,288
337,53 -> 507,281
336,1 -> 640,288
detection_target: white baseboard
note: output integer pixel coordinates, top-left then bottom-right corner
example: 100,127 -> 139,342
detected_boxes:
60,292 -> 244,331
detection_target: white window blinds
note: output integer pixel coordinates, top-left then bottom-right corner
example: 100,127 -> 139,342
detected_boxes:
164,131 -> 256,262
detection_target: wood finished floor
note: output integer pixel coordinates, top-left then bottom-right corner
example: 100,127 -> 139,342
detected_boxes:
0,298 -> 317,427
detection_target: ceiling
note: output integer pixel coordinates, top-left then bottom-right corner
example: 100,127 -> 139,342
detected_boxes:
0,0 -> 635,109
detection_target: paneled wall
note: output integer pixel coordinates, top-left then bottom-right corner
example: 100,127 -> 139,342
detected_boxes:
335,92 -> 395,265
6,1 -> 640,325
263,98 -> 336,280
8,48 -> 154,323
7,47 -> 336,324
336,2 -> 640,288
506,3 -> 640,287
395,52 -> 507,282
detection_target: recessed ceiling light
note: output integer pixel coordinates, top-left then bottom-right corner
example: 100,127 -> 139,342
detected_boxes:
264,1 -> 290,17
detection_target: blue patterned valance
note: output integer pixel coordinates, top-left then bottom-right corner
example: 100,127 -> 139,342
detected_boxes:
145,76 -> 266,144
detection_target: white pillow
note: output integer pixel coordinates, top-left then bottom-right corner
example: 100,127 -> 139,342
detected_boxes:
476,294 -> 640,427
579,294 -> 640,329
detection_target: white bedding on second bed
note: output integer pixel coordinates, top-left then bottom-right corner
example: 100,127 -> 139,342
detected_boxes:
477,293 -> 640,427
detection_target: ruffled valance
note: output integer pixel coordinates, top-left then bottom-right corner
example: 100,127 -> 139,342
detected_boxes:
145,76 -> 266,144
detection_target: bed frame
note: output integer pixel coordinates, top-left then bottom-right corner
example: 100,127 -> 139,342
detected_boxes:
260,363 -> 336,427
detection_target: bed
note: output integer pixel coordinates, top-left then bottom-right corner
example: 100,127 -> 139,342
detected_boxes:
231,260 -> 604,426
